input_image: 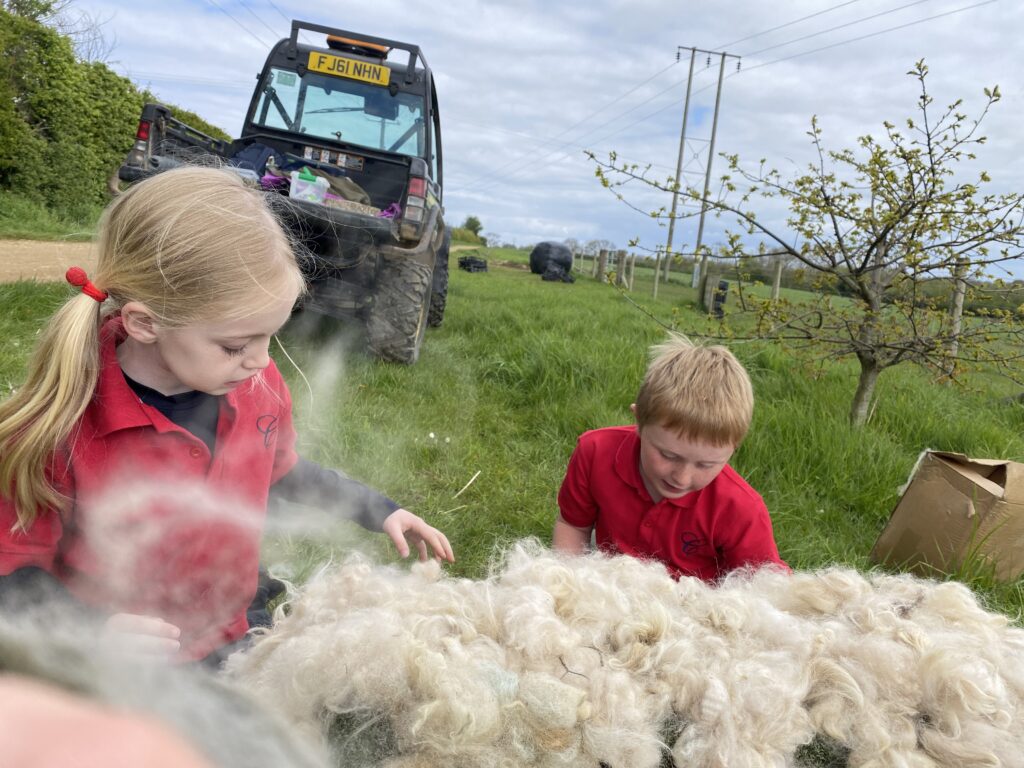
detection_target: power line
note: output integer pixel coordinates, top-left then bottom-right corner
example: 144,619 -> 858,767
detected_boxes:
598,0 -> 998,153
744,0 -> 935,58
466,1 -> 948,194
591,0 -> 915,153
236,0 -> 283,40
597,0 -> 994,149
263,0 -> 316,45
463,65 -> 721,193
460,61 -> 730,193
714,0 -> 870,48
118,70 -> 252,89
200,0 -> 270,49
265,0 -> 293,25
454,119 -> 695,178
740,0 -> 998,73
459,59 -> 683,191
464,0 -> 875,193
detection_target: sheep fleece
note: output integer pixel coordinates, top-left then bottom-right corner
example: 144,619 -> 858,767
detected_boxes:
227,542 -> 1024,768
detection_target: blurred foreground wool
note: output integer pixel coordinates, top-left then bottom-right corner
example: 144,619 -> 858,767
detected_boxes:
0,616 -> 329,768
228,541 -> 1024,768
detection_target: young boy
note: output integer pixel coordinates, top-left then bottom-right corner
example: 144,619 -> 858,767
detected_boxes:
553,335 -> 787,581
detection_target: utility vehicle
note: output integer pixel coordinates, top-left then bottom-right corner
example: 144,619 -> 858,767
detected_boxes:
116,20 -> 448,363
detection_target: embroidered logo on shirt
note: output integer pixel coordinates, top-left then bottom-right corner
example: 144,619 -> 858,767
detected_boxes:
680,531 -> 708,554
256,415 -> 278,448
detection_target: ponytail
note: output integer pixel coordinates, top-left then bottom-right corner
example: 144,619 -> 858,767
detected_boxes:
2,165 -> 306,529
0,293 -> 105,528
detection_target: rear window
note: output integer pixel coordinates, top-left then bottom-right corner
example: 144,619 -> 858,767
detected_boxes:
253,66 -> 426,158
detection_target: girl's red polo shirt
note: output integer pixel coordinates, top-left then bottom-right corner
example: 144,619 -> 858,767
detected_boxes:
0,320 -> 299,660
558,426 -> 787,581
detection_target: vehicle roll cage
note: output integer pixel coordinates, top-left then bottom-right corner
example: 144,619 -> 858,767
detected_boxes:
286,20 -> 429,85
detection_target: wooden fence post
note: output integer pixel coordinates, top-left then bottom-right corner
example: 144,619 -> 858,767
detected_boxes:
702,271 -> 717,312
771,254 -> 783,301
652,247 -> 662,299
615,249 -> 627,286
597,249 -> 608,281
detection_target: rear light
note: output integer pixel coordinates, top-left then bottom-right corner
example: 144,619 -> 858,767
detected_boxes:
407,177 -> 426,197
136,120 -> 151,141
401,166 -> 430,238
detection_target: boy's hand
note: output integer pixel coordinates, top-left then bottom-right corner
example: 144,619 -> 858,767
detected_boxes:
102,613 -> 181,658
381,508 -> 455,563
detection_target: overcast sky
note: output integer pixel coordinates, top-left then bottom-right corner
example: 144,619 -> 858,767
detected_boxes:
72,0 -> 1020,259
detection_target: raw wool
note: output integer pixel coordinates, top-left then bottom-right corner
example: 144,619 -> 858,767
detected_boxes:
227,542 -> 1024,768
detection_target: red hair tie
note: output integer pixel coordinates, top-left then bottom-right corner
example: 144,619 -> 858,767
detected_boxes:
65,266 -> 108,303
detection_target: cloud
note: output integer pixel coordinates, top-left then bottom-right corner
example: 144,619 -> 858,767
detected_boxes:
80,0 -> 1023,257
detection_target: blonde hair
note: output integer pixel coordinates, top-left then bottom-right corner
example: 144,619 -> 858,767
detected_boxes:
633,334 -> 753,446
0,166 -> 306,528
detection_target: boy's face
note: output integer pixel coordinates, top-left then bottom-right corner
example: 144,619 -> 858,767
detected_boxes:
634,417 -> 735,503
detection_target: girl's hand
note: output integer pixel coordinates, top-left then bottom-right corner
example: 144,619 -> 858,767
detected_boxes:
381,508 -> 455,563
103,613 -> 181,658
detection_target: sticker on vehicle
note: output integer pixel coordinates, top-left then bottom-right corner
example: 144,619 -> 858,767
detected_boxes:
335,153 -> 365,172
302,147 -> 364,172
275,71 -> 298,87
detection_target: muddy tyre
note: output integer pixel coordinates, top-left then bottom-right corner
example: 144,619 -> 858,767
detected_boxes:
366,257 -> 432,364
428,234 -> 450,328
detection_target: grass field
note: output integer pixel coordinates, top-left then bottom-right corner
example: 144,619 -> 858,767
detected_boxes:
5,248 -> 1023,620
0,192 -> 99,241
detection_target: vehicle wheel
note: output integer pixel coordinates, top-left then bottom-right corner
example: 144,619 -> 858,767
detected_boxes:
365,256 -> 432,364
428,230 -> 450,328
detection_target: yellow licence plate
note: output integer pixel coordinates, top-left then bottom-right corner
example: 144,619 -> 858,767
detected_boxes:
307,52 -> 390,86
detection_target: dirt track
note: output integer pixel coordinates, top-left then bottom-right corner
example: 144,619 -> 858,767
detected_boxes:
0,239 -> 97,283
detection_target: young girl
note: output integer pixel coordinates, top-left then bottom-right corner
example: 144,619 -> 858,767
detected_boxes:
0,166 -> 454,663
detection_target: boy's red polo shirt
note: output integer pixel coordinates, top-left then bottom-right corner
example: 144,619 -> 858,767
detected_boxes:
558,426 -> 787,581
0,319 -> 299,660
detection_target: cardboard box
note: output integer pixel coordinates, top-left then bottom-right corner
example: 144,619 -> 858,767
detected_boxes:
870,451 -> 1024,581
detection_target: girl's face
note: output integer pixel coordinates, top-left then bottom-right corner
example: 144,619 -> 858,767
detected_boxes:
128,295 -> 297,396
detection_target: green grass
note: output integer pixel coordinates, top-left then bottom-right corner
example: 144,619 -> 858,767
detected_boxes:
0,281 -> 68,397
7,250 -> 1024,768
3,254 -> 1024,622
0,191 -> 100,241
255,256 -> 1024,619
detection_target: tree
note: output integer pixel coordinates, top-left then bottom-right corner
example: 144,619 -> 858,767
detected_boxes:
1,0 -> 66,19
584,238 -> 616,257
592,62 -> 1024,426
2,0 -> 113,61
461,215 -> 483,236
0,8 -> 143,215
0,7 -> 228,216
